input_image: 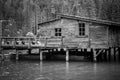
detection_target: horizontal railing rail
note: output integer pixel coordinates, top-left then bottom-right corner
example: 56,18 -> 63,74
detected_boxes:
0,36 -> 90,49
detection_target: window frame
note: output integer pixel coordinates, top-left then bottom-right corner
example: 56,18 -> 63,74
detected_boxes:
54,28 -> 62,37
78,23 -> 86,36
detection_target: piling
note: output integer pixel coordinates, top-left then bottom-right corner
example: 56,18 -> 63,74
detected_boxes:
90,49 -> 93,62
118,47 -> 120,61
66,50 -> 69,62
40,50 -> 43,61
98,51 -> 102,62
104,50 -> 107,62
106,49 -> 109,62
16,50 -> 19,60
114,48 -> 116,62
108,48 -> 111,61
93,49 -> 97,62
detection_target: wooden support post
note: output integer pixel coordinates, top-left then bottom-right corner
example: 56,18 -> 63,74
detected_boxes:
104,50 -> 107,62
1,48 -> 4,61
93,49 -> 97,62
118,47 -> 120,62
66,50 -> 69,62
40,51 -> 43,61
106,49 -> 109,62
99,51 -> 103,62
28,49 -> 31,54
90,49 -> 93,62
114,47 -> 116,62
108,48 -> 111,61
16,50 -> 19,60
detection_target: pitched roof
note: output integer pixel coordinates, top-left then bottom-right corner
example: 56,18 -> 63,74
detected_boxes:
38,14 -> 120,26
38,18 -> 60,25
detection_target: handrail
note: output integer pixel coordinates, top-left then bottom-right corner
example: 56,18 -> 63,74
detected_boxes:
0,36 -> 84,49
1,37 -> 34,39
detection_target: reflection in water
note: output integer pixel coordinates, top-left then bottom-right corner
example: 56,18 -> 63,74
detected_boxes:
66,62 -> 69,74
40,61 -> 43,73
0,60 -> 120,80
65,62 -> 69,80
93,63 -> 97,79
93,63 -> 97,73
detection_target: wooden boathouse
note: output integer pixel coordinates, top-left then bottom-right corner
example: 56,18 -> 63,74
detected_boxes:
37,14 -> 120,62
1,14 -> 120,62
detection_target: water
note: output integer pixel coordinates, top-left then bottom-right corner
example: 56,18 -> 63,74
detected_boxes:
0,59 -> 120,80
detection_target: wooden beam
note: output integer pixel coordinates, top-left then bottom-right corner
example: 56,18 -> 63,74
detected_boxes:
96,49 -> 103,57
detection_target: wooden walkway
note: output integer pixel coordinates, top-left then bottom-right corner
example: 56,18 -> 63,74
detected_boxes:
0,37 -> 120,62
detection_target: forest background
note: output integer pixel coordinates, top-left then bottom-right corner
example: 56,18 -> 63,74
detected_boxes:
0,0 -> 120,37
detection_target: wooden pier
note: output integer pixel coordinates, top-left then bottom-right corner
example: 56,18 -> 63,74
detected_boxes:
0,37 -> 120,62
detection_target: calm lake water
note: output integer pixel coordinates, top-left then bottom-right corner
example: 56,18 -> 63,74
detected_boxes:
0,58 -> 120,80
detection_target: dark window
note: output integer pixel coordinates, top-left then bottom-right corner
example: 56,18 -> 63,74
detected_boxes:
55,28 -> 62,36
79,23 -> 85,36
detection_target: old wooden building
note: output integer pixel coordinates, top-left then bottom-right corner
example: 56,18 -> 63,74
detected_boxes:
38,14 -> 120,61
1,14 -> 120,62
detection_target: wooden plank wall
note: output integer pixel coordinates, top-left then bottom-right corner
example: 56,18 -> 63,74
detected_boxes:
109,26 -> 120,47
89,24 -> 108,48
61,19 -> 89,48
38,18 -> 89,48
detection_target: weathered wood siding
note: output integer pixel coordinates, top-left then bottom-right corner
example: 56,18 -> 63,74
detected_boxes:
61,19 -> 89,48
109,26 -> 120,47
38,18 -> 89,48
39,18 -> 118,49
89,24 -> 108,48
39,20 -> 62,47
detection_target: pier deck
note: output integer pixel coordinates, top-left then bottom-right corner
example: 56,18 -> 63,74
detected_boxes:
0,37 -> 120,62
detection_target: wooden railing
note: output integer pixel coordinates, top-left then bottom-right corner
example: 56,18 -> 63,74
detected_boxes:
0,37 -> 64,49
0,36 -> 89,49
